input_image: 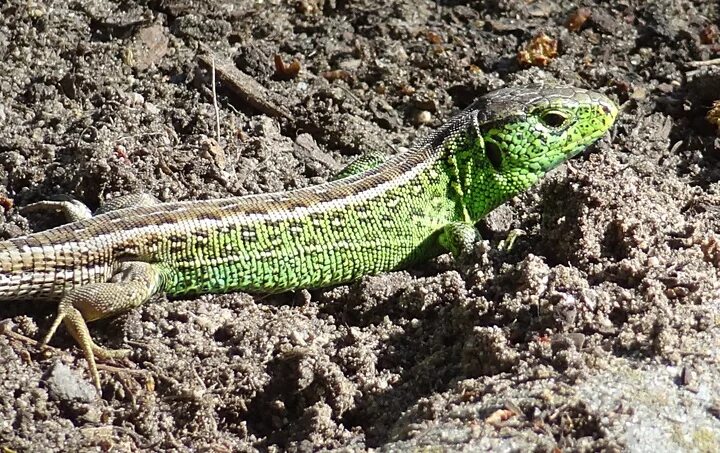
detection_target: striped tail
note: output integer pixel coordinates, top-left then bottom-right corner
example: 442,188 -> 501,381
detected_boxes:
0,233 -> 110,300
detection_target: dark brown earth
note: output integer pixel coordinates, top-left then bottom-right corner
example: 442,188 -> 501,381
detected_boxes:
1,1 -> 719,451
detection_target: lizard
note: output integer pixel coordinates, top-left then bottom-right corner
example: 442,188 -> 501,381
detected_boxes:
0,85 -> 618,390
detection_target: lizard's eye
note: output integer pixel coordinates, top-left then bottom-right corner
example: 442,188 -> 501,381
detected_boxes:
485,140 -> 503,171
540,110 -> 569,128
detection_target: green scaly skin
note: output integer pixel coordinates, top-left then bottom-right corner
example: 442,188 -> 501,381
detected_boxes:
0,85 -> 618,389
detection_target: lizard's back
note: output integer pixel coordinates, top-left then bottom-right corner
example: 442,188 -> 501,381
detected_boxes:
0,141 -> 457,299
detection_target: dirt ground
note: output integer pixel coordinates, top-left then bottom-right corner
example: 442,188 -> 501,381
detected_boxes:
0,0 -> 719,451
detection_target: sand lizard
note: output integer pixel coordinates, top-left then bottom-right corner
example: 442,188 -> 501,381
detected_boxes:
0,85 -> 618,389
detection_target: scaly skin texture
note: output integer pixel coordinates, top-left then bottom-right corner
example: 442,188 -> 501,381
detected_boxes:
0,85 -> 618,389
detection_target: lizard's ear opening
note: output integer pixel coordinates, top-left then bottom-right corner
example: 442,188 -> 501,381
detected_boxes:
485,140 -> 503,171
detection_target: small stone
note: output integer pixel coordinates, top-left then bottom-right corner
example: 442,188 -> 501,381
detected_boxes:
44,361 -> 97,404
414,110 -> 432,125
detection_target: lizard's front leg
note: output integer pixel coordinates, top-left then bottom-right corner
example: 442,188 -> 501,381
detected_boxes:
439,221 -> 482,260
41,261 -> 165,390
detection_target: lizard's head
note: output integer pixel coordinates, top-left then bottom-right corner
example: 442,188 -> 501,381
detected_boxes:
470,85 -> 617,191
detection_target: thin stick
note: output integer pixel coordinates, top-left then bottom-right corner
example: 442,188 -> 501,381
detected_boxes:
212,56 -> 221,143
686,57 -> 720,68
197,53 -> 292,119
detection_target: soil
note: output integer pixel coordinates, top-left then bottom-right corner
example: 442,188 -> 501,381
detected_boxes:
1,0 -> 719,451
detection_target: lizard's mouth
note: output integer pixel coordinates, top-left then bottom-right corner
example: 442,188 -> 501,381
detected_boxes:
542,134 -> 609,172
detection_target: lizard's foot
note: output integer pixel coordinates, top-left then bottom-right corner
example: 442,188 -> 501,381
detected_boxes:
498,228 -> 526,252
439,221 -> 482,262
40,262 -> 164,390
21,192 -> 160,224
21,195 -> 93,222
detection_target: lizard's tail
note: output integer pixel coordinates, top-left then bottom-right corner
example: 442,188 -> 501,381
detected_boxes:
0,234 -> 109,300
1,237 -> 53,299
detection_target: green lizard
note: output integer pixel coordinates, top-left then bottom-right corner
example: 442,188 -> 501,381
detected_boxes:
0,85 -> 618,389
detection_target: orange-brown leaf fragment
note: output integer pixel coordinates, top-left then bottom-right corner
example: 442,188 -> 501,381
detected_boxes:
698,233 -> 720,267
274,54 -> 301,80
517,33 -> 558,67
321,69 -> 353,83
0,195 -> 13,211
485,408 -> 517,426
700,24 -> 718,44
426,30 -> 444,44
707,100 -> 720,131
567,7 -> 591,32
